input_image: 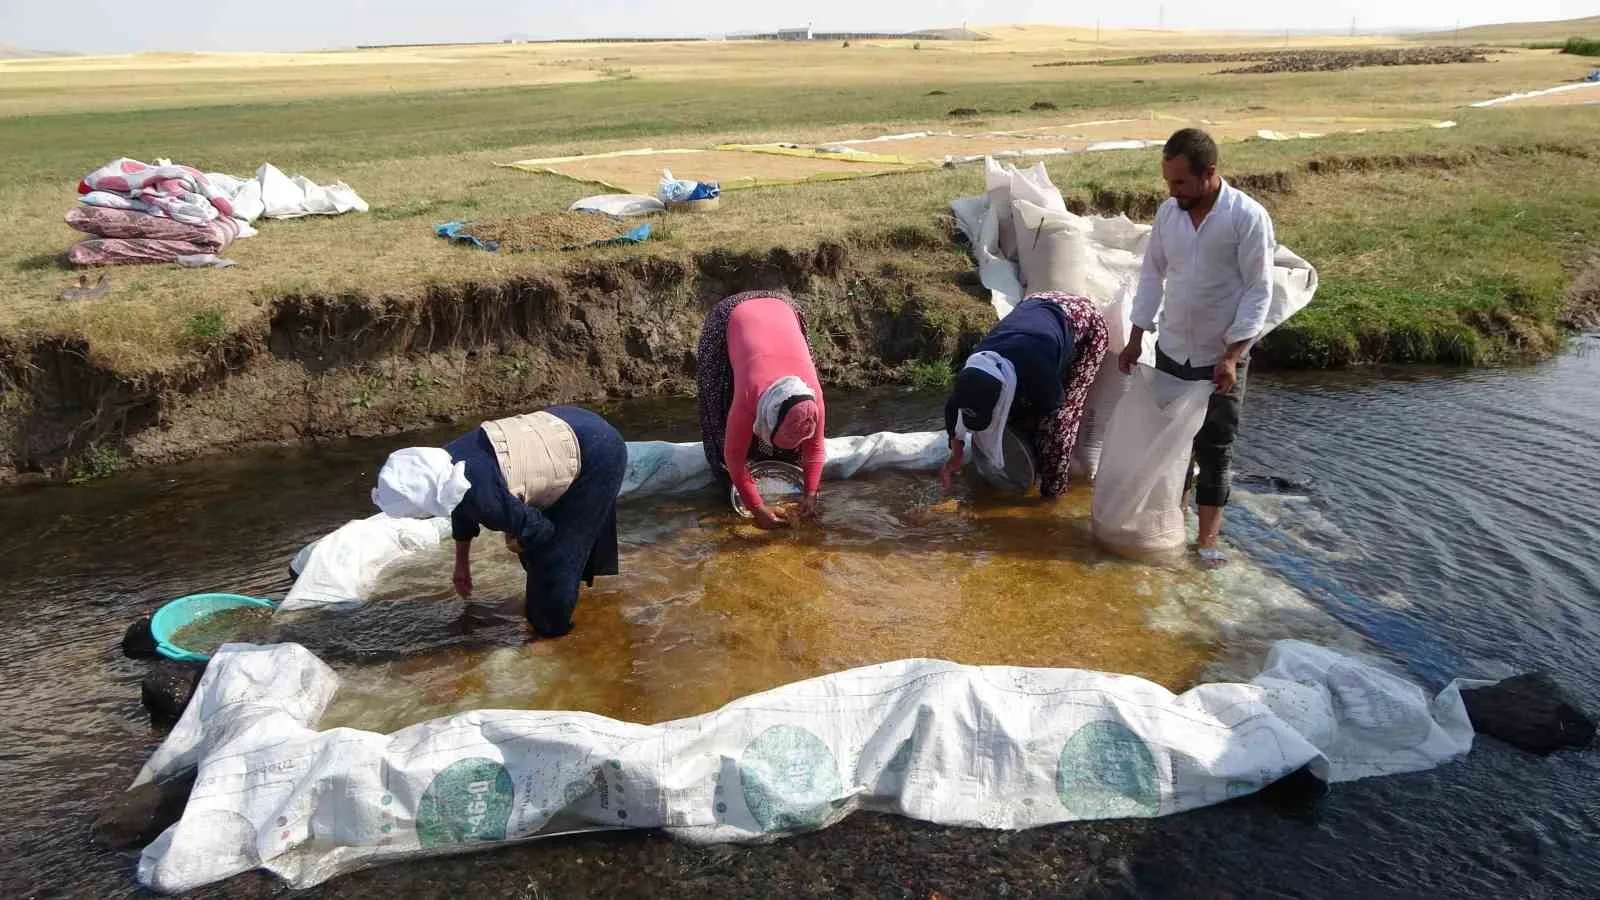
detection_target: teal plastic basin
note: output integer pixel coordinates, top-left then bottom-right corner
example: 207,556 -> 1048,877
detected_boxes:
149,593 -> 275,663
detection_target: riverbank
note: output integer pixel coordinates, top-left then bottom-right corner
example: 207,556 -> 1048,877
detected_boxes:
2,42 -> 1596,482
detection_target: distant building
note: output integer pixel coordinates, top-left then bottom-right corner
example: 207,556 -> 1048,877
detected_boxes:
775,26 -> 813,41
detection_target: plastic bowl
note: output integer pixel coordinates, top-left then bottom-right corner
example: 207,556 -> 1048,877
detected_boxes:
731,461 -> 806,518
973,427 -> 1037,494
150,593 -> 276,663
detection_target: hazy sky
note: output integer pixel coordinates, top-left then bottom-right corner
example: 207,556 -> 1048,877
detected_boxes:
3,0 -> 1596,53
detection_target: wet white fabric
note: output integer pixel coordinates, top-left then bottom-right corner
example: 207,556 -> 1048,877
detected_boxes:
754,375 -> 815,446
284,432 -> 954,612
1089,367 -> 1216,554
371,447 -> 470,520
133,640 -> 1476,893
954,351 -> 1017,471
284,515 -> 454,612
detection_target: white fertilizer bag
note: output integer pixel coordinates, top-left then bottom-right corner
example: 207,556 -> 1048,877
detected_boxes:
1090,366 -> 1214,554
133,641 -> 1475,894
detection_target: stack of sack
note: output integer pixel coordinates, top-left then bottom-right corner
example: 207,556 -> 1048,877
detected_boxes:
65,158 -> 370,268
68,159 -> 248,267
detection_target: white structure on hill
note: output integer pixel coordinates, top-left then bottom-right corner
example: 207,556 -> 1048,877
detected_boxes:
776,24 -> 813,40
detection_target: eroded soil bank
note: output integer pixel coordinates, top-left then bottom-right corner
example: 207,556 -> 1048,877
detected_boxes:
0,239 -> 995,483
3,172 -> 1592,485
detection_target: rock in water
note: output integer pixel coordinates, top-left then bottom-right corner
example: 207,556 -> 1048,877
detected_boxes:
121,617 -> 158,659
93,769 -> 197,850
1461,672 -> 1596,755
141,662 -> 205,726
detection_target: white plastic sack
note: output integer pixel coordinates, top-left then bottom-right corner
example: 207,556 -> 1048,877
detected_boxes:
257,163 -> 369,219
822,431 -> 948,480
1070,353 -> 1129,481
205,164 -> 368,223
282,515 -> 453,612
953,160 -> 1068,317
133,640 -> 1474,894
1005,201 -> 1147,480
952,159 -> 1318,328
1013,198 -> 1092,297
284,432 -> 956,613
1090,366 -> 1214,554
658,169 -> 698,204
986,157 -> 1062,263
1089,213 -> 1152,255
1470,81 -> 1600,108
201,172 -> 266,224
1264,245 -> 1319,339
1088,140 -> 1166,152
619,439 -> 718,498
570,194 -> 665,217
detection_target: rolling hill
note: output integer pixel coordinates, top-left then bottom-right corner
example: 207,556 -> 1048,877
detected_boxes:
1419,15 -> 1600,42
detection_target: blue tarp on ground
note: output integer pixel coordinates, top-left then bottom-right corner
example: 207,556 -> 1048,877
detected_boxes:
434,218 -> 652,252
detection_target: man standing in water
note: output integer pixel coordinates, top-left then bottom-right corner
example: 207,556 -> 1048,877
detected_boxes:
1119,128 -> 1275,567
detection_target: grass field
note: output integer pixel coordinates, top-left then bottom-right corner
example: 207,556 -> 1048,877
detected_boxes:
0,26 -> 1596,377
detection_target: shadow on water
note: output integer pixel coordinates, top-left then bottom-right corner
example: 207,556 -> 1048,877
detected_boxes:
3,352 -> 1600,895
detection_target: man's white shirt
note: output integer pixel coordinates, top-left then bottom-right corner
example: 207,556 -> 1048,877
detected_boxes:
1132,180 -> 1276,367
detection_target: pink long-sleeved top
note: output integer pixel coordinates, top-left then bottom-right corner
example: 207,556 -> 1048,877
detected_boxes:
724,297 -> 826,511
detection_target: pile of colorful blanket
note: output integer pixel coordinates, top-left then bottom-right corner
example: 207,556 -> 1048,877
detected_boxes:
68,159 -> 247,267
65,158 -> 369,268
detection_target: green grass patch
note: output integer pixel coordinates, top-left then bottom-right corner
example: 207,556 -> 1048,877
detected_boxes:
1527,36 -> 1600,55
903,359 -> 955,391
69,442 -> 126,484
180,309 -> 226,346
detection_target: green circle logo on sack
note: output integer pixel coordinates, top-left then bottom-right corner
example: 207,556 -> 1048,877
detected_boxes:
417,758 -> 514,848
739,725 -> 843,833
561,777 -> 595,808
1056,720 -> 1161,819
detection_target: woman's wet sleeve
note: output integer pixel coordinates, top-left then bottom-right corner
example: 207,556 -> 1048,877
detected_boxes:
451,503 -> 481,543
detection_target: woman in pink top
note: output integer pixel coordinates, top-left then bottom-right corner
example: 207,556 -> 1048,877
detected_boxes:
696,290 -> 826,530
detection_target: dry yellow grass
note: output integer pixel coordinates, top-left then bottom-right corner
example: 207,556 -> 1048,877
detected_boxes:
0,26 -> 1594,374
0,25 -> 1487,116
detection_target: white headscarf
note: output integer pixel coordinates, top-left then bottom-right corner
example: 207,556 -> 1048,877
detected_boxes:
754,375 -> 816,445
371,447 -> 471,519
954,351 -> 1017,470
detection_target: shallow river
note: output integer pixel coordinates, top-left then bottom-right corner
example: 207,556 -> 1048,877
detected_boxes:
2,341 -> 1598,898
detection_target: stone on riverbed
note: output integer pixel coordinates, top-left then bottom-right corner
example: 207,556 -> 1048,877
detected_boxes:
141,662 -> 205,726
121,616 -> 158,659
93,769 -> 196,851
1461,672 -> 1596,755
